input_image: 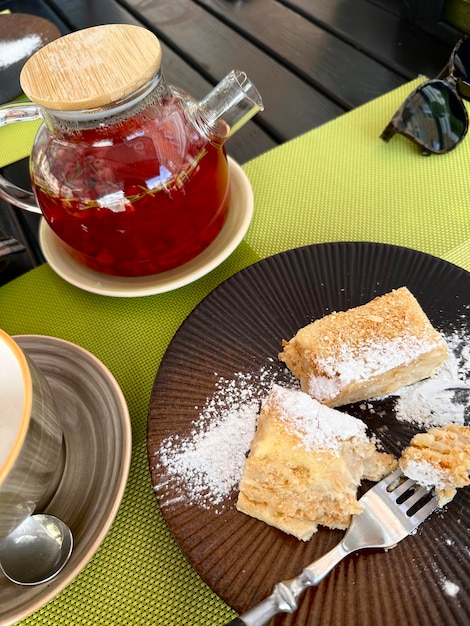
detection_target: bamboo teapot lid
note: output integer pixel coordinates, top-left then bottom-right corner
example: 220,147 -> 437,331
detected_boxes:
20,24 -> 162,111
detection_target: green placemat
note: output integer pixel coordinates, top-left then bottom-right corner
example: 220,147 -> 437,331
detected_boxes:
1,77 -> 470,625
0,97 -> 40,168
242,75 -> 470,270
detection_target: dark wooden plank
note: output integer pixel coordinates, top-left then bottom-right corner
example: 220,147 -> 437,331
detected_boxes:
190,0 -> 407,103
118,0 -> 347,141
0,0 -> 68,32
0,209 -> 34,283
281,0 -> 454,76
369,0 -> 401,14
0,159 -> 44,285
399,0 -> 463,46
42,0 -> 140,29
1,161 -> 43,252
42,0 -> 275,162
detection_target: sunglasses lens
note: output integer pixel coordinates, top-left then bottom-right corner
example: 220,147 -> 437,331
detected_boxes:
391,81 -> 467,153
452,36 -> 470,98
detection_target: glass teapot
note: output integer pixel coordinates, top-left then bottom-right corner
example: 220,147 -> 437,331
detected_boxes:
0,24 -> 263,277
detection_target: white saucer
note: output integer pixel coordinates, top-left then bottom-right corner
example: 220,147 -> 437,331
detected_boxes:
39,157 -> 254,297
0,335 -> 132,626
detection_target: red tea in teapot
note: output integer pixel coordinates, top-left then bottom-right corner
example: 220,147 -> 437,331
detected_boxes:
1,25 -> 263,280
32,102 -> 230,277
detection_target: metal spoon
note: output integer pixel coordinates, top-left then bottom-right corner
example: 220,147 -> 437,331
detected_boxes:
0,514 -> 73,585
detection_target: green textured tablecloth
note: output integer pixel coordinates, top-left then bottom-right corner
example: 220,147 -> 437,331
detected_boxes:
1,76 -> 470,625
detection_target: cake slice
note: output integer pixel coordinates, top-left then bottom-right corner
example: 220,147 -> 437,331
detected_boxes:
399,424 -> 470,506
236,385 -> 397,540
279,287 -> 449,407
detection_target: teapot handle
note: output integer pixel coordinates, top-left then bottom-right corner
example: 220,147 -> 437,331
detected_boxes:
0,102 -> 43,214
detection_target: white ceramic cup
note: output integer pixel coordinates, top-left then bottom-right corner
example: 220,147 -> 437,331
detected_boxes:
0,329 -> 63,540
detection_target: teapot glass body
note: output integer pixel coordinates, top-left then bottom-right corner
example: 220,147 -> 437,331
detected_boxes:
30,71 -> 230,277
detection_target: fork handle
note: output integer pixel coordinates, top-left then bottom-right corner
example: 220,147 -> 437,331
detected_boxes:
225,542 -> 350,626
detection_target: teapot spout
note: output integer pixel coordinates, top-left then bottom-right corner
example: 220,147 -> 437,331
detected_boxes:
196,70 -> 263,144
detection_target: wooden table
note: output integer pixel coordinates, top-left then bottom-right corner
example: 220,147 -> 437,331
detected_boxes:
0,0 -> 461,285
2,5 -> 470,625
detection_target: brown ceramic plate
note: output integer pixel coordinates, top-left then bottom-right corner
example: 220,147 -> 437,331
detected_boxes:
147,242 -> 470,625
0,14 -> 61,104
0,336 -> 131,626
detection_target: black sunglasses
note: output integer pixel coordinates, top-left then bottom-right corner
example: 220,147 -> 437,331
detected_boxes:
381,35 -> 470,155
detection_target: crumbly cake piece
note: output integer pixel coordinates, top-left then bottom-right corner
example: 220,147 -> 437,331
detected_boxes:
279,287 -> 449,408
236,385 -> 397,540
399,424 -> 470,506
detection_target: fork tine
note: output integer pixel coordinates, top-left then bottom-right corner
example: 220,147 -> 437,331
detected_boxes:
382,469 -> 439,519
408,495 -> 439,524
389,477 -> 420,498
400,484 -> 430,508
377,468 -> 404,494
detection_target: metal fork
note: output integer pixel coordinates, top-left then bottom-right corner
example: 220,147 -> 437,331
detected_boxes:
226,468 -> 439,626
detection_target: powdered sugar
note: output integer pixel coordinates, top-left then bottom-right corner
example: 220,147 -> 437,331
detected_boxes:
0,35 -> 43,69
308,375 -> 341,403
159,401 -> 258,507
393,330 -> 470,428
400,458 -> 448,489
317,335 -> 440,393
155,364 -> 296,510
442,579 -> 460,597
270,384 -> 366,450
